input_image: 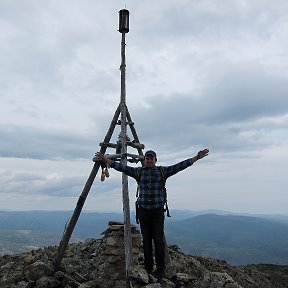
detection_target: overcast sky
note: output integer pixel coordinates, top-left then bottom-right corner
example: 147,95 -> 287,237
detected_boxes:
0,0 -> 287,214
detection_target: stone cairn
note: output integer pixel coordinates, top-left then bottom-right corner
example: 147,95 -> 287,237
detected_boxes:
95,221 -> 142,287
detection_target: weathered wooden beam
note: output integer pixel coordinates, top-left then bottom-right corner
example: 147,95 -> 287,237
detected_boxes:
127,141 -> 144,149
99,141 -> 144,149
126,107 -> 144,159
99,142 -> 118,148
107,153 -> 122,160
92,153 -> 144,162
53,105 -> 121,271
125,153 -> 144,159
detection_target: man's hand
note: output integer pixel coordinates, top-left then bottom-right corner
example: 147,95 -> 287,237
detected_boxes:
94,152 -> 112,166
196,149 -> 209,160
94,152 -> 105,162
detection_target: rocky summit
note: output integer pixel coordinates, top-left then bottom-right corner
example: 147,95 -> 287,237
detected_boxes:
0,221 -> 287,288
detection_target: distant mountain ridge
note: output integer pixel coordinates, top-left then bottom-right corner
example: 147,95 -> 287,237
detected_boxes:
165,213 -> 288,265
0,210 -> 123,239
1,210 -> 288,265
0,229 -> 77,255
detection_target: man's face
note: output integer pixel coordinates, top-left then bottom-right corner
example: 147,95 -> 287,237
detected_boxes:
144,155 -> 156,167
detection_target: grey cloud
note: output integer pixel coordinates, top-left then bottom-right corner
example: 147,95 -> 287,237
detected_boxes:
0,124 -> 97,160
38,176 -> 86,197
0,1 -> 120,109
131,0 -> 288,47
202,65 -> 288,124
0,170 -> 44,185
0,170 -> 83,197
130,62 -> 288,154
0,168 -> 123,198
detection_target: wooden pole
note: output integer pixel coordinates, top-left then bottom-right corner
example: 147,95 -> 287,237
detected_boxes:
53,106 -> 121,271
120,31 -> 134,273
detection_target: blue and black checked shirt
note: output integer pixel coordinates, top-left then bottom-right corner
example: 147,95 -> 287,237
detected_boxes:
110,158 -> 193,209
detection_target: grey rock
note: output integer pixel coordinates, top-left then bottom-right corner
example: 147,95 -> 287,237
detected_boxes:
78,281 -> 99,288
25,261 -> 53,281
128,265 -> 149,284
159,278 -> 175,288
16,281 -> 34,288
35,276 -> 61,288
172,272 -> 190,283
195,272 -> 242,288
142,284 -> 162,288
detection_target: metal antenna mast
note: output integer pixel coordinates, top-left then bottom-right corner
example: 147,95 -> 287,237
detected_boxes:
54,9 -> 145,276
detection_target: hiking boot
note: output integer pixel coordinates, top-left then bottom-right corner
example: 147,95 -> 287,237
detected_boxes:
152,269 -> 165,279
145,266 -> 153,274
146,268 -> 153,274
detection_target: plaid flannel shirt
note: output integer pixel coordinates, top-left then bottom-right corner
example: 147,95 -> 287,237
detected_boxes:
110,158 -> 193,209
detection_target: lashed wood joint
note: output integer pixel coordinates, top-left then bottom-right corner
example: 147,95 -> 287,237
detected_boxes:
99,141 -> 144,149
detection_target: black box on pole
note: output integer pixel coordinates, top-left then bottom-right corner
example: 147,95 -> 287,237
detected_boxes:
119,9 -> 129,33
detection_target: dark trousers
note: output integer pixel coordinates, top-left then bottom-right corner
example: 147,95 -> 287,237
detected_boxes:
138,206 -> 165,272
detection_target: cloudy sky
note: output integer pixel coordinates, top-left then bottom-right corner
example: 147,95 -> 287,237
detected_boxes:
1,0 -> 287,214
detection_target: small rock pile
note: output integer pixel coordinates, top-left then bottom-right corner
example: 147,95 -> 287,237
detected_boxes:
90,221 -> 142,287
1,221 -> 288,288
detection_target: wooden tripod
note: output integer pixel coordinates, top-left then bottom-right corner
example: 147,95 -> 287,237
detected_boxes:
53,9 -> 145,274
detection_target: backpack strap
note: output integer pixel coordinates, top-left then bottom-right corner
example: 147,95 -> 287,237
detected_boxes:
135,167 -> 143,198
158,166 -> 171,218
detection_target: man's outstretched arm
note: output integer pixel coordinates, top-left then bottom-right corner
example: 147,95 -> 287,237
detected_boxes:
164,148 -> 209,178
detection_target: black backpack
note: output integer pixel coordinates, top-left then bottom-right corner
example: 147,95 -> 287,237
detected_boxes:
135,166 -> 171,223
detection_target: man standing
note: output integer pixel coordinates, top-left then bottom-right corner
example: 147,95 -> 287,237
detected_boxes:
96,148 -> 209,278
